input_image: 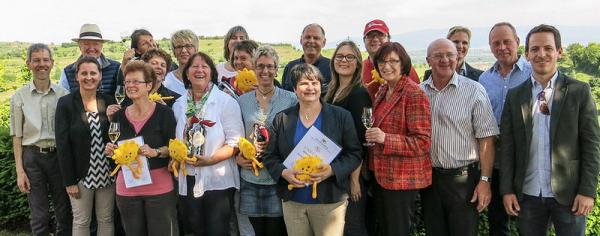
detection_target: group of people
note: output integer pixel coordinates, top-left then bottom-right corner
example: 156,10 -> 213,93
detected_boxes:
10,19 -> 599,236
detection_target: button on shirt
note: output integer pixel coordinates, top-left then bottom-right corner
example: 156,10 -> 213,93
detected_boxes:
479,56 -> 532,124
421,73 -> 499,169
523,72 -> 558,198
10,82 -> 68,147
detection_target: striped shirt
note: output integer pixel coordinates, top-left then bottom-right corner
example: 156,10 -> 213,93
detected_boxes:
421,73 -> 499,169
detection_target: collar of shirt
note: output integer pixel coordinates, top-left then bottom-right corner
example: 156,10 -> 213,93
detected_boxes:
422,72 -> 460,91
300,54 -> 324,65
27,81 -> 59,95
458,62 -> 467,76
531,71 -> 559,91
491,55 -> 528,75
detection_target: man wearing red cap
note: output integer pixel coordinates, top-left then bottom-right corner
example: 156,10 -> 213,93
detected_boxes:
362,19 -> 420,99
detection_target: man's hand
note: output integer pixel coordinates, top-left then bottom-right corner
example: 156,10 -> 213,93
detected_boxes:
66,185 -> 80,199
572,194 -> 594,216
16,171 -> 30,193
470,180 -> 491,212
503,194 -> 520,216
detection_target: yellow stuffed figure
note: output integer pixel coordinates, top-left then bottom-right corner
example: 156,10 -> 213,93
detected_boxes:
288,155 -> 323,199
239,137 -> 264,176
149,92 -> 175,103
168,139 -> 198,177
110,140 -> 143,179
366,68 -> 385,86
235,68 -> 258,93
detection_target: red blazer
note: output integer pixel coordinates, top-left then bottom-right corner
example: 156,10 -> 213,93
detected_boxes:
368,77 -> 432,190
362,58 -> 420,101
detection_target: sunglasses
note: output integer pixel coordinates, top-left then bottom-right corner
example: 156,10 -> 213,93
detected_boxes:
536,90 -> 550,115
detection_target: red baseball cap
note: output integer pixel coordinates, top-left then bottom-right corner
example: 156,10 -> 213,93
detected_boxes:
364,19 -> 389,36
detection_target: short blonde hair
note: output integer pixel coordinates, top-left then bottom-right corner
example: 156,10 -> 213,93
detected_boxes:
170,29 -> 199,50
447,26 -> 472,40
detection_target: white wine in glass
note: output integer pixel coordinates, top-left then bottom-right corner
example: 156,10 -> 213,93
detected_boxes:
108,122 -> 120,143
362,107 -> 375,146
115,86 -> 125,105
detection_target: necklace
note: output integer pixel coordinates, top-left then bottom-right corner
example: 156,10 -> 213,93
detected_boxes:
257,86 -> 274,99
304,112 -> 312,121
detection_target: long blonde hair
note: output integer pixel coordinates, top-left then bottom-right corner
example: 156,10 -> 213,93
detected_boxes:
325,41 -> 363,103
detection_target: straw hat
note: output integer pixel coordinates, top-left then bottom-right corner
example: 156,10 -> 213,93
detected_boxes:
72,23 -> 109,42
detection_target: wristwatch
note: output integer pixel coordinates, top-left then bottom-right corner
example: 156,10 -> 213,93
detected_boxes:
480,175 -> 492,183
154,148 -> 162,158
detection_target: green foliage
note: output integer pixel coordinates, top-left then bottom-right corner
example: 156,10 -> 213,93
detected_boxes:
568,43 -> 600,76
0,127 -> 29,230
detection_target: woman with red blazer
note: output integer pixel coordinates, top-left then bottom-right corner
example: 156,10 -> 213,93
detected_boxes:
364,42 -> 432,236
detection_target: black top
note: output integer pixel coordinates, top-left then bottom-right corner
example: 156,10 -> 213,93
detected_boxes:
56,90 -> 116,187
112,102 -> 176,170
263,102 -> 362,203
121,85 -> 182,108
326,85 -> 372,146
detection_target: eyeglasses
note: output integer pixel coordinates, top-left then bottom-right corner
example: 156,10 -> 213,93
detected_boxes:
173,44 -> 195,51
377,59 -> 401,67
334,54 -> 357,62
429,53 -> 457,61
365,32 -> 387,41
536,90 -> 550,115
124,80 -> 148,85
256,64 -> 276,71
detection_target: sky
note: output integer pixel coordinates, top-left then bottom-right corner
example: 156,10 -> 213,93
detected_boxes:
1,0 -> 599,46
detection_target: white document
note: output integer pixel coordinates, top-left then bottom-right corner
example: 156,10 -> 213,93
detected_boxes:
283,126 -> 342,168
118,136 -> 153,188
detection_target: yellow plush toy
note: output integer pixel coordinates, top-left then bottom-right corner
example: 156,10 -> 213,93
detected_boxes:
239,137 -> 264,176
366,68 -> 385,86
110,140 -> 142,179
235,68 -> 258,93
288,155 -> 323,199
168,139 -> 198,177
149,92 -> 175,102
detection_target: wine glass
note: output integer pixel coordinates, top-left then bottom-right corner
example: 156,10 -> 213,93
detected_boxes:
115,86 -> 125,105
362,107 -> 375,147
108,122 -> 120,144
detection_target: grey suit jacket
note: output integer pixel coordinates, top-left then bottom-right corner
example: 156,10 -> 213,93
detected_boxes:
499,72 -> 600,205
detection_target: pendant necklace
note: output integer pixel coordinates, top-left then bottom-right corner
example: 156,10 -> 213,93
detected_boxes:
257,86 -> 274,100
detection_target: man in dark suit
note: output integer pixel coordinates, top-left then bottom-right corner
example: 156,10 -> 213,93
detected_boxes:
423,26 -> 483,81
500,24 -> 600,236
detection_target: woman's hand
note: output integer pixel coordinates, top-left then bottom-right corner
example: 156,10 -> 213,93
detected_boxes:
309,164 -> 333,184
105,143 -> 118,156
106,104 -> 122,120
255,141 -> 267,155
188,155 -> 215,167
139,144 -> 159,158
282,169 -> 305,187
365,127 -> 386,144
66,185 -> 80,199
350,177 -> 362,202
235,153 -> 253,169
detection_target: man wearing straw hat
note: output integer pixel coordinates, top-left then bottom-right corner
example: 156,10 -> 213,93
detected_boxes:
59,23 -> 120,95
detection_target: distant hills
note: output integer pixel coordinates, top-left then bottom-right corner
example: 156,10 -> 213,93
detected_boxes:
332,25 -> 600,51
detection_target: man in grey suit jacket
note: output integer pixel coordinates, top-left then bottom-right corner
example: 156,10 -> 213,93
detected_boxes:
500,24 -> 600,236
